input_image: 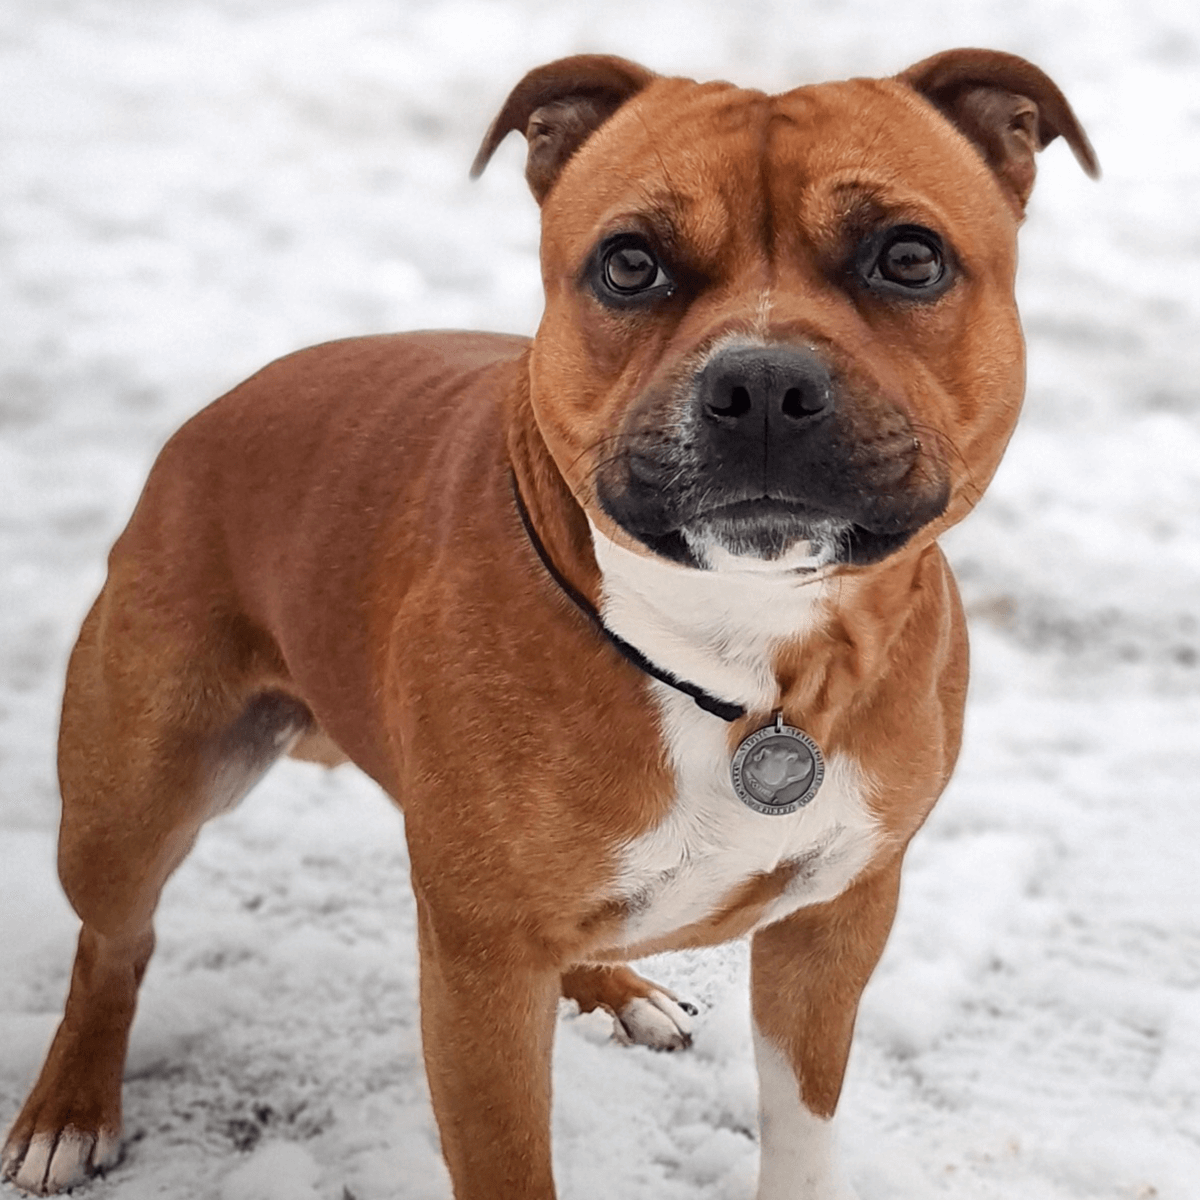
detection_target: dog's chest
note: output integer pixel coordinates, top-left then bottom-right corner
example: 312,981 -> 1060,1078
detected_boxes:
589,527 -> 881,948
613,688 -> 879,947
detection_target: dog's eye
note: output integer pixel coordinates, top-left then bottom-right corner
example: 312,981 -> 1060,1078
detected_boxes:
605,245 -> 658,292
878,235 -> 941,286
861,227 -> 950,296
596,238 -> 674,302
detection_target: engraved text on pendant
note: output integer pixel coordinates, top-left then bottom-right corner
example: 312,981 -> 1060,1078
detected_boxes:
730,718 -> 825,816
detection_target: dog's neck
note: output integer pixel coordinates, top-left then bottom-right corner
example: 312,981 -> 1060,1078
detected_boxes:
505,383 -> 826,720
506,375 -> 934,727
587,520 -> 832,716
504,367 -> 605,605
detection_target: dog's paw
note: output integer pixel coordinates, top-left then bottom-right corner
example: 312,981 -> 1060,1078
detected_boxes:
2,1124 -> 120,1195
612,988 -> 696,1051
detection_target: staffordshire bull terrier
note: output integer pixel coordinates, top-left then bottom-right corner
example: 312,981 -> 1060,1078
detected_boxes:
2,47 -> 1096,1199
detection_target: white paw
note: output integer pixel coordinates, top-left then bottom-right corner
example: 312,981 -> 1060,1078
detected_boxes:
613,989 -> 695,1051
2,1127 -> 120,1195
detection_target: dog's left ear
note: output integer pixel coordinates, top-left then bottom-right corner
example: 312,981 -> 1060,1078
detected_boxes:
470,55 -> 657,203
897,48 -> 1099,211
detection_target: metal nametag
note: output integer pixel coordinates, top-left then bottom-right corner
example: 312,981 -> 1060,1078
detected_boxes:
730,711 -> 824,816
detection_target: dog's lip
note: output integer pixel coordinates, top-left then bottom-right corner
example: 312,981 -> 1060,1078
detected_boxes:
687,495 -> 838,525
681,496 -> 845,572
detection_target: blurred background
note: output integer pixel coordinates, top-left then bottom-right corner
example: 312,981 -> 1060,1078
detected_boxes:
1,3 -> 1198,1198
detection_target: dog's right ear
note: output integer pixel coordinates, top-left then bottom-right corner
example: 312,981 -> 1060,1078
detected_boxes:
470,55 -> 657,203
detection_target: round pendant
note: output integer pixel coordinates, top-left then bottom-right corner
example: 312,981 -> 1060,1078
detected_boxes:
730,712 -> 824,816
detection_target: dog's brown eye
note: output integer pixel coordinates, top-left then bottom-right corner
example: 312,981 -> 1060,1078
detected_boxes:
870,229 -> 946,290
604,244 -> 662,293
589,235 -> 675,308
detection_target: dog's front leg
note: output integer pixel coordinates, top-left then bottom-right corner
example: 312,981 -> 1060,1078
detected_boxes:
415,890 -> 560,1200
749,860 -> 902,1200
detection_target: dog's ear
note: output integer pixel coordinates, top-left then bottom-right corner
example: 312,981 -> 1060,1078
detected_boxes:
897,48 -> 1099,211
471,55 -> 657,203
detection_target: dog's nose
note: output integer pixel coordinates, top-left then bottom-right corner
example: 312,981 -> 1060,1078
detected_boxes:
698,346 -> 834,432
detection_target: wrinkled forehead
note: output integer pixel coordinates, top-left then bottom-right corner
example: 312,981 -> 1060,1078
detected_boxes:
542,75 -> 1014,260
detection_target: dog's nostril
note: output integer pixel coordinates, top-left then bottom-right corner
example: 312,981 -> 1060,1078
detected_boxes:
781,385 -> 826,420
701,352 -> 835,426
711,385 -> 752,419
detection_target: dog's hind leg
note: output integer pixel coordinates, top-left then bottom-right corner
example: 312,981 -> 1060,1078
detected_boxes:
561,963 -> 696,1050
1,590 -> 307,1196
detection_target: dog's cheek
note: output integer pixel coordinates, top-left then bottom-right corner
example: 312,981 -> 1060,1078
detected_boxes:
531,296 -> 682,496
842,259 -> 1026,528
526,312 -> 632,500
926,284 -> 1027,509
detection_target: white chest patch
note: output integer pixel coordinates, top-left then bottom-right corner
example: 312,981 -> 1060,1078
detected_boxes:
614,687 -> 879,947
588,525 -> 882,948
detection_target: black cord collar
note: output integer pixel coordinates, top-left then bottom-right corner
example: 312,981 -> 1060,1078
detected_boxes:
510,475 -> 747,723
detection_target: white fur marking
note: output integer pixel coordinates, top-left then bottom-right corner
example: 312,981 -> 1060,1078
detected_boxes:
10,1132 -> 52,1194
45,1129 -> 97,1192
697,536 -> 836,574
93,1129 -> 121,1171
0,1131 -> 19,1179
589,520 -> 829,711
590,522 -> 880,947
5,1125 -> 121,1193
754,1027 -> 858,1200
614,990 -> 694,1050
615,686 -> 879,946
754,289 -> 773,340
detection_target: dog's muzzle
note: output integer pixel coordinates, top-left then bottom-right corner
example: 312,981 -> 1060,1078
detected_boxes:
597,345 -> 951,569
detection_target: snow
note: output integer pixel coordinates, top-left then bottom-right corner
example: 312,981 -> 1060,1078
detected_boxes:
2,2 -> 1198,1198
221,1141 -> 322,1200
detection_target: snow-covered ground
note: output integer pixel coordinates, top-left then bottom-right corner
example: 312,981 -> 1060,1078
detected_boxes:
2,2 -> 1199,1198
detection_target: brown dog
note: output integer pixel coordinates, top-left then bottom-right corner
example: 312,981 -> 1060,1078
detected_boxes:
2,48 -> 1095,1199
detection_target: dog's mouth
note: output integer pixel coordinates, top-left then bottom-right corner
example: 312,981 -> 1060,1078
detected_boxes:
677,497 -> 848,571
599,473 -> 947,572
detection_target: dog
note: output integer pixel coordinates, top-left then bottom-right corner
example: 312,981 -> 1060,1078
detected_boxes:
2,47 -> 1096,1199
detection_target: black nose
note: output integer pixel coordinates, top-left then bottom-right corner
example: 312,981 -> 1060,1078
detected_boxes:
698,346 -> 835,432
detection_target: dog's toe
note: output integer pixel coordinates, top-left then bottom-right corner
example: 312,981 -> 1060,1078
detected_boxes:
613,989 -> 695,1051
3,1126 -> 119,1195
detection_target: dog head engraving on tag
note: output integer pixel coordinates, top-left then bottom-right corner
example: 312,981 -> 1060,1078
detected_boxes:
730,714 -> 824,816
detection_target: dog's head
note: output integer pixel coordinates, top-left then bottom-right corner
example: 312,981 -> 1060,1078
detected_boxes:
473,50 -> 1097,573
